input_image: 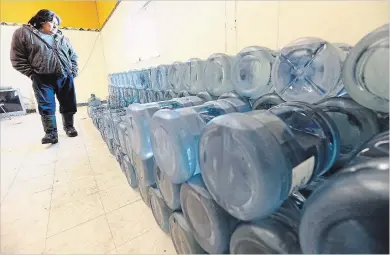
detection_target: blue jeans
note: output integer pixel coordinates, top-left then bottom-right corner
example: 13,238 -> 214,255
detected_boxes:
32,74 -> 77,116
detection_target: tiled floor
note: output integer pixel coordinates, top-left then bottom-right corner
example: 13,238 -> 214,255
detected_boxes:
0,107 -> 175,254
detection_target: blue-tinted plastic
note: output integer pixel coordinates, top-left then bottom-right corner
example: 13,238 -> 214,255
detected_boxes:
199,102 -> 340,220
232,46 -> 276,99
204,53 -> 235,96
328,43 -> 352,97
168,62 -> 186,93
122,155 -> 137,188
150,187 -> 173,233
316,97 -> 380,168
138,182 -> 156,208
150,98 -> 251,184
154,163 -> 181,210
178,90 -> 190,98
183,59 -> 206,94
230,196 -> 302,254
126,96 -> 204,158
156,65 -> 170,91
272,37 -> 342,104
196,91 -> 217,102
348,130 -> 389,166
343,24 -> 389,113
164,90 -> 177,100
169,212 -> 206,254
180,175 -> 239,254
251,92 -> 285,110
299,158 -> 389,254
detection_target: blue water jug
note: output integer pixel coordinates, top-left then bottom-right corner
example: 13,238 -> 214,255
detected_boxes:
156,65 -> 170,91
232,46 -> 276,99
230,196 -> 302,254
126,97 -> 205,185
155,164 -> 181,210
199,101 -> 340,220
150,97 -> 251,184
272,37 -> 342,104
316,97 -> 380,168
180,175 -> 239,254
168,62 -> 186,93
343,24 -> 389,113
183,58 -> 206,95
299,158 -> 389,254
169,212 -> 206,254
150,187 -> 174,233
204,53 -> 235,96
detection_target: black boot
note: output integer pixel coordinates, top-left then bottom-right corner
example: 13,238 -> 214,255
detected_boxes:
41,115 -> 58,144
62,113 -> 78,137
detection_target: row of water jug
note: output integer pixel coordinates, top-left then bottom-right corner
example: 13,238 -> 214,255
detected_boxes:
87,95 -> 388,254
108,24 -> 389,113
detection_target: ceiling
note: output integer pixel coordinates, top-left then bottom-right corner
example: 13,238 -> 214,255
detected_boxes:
0,1 -> 118,30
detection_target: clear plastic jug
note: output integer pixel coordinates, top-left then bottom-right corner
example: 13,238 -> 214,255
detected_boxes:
343,24 -> 389,113
232,46 -> 275,99
150,98 -> 250,184
204,53 -> 235,96
272,37 -> 342,104
199,101 -> 340,220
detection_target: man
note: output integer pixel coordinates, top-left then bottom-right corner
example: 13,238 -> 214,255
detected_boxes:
10,9 -> 78,144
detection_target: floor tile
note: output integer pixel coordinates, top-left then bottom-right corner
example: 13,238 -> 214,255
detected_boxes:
116,227 -> 175,254
47,190 -> 104,237
45,215 -> 115,254
106,200 -> 156,247
99,183 -> 140,213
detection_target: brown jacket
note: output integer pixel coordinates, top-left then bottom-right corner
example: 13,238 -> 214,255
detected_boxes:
10,24 -> 78,78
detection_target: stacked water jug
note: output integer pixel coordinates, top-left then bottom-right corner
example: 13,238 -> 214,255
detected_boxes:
88,24 -> 389,254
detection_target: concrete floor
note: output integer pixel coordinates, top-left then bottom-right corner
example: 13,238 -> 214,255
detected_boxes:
0,107 -> 175,254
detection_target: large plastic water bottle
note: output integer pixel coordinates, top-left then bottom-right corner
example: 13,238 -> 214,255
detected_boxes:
150,67 -> 160,91
204,53 -> 235,96
150,97 -> 251,184
87,94 -> 102,118
156,65 -> 170,91
126,97 -> 205,185
180,175 -> 239,254
229,196 -> 302,254
316,97 -> 380,168
299,158 -> 389,254
169,212 -> 206,254
154,164 -> 181,210
150,187 -> 174,233
272,37 -> 342,104
252,92 -> 285,110
343,24 -> 389,113
232,46 -> 276,99
183,58 -> 206,95
126,96 -> 204,158
199,101 -> 340,220
168,62 -> 185,93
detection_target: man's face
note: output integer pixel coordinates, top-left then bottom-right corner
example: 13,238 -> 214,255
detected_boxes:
42,18 -> 58,34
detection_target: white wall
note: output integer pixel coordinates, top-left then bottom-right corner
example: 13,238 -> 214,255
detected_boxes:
0,25 -> 108,111
99,0 -> 389,73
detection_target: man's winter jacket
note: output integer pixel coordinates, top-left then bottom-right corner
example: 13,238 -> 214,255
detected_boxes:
10,24 -> 78,79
